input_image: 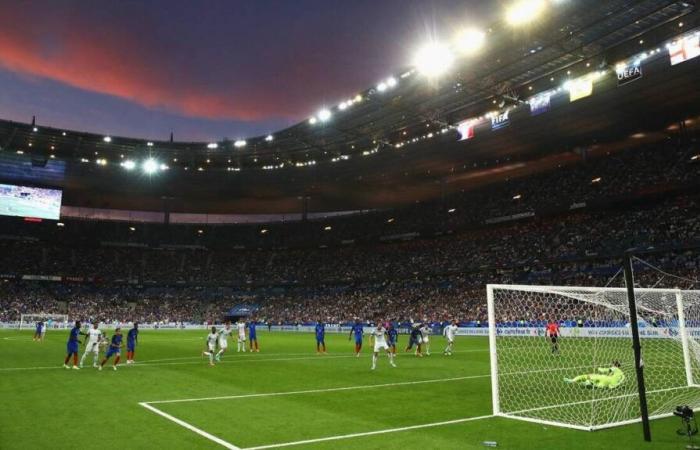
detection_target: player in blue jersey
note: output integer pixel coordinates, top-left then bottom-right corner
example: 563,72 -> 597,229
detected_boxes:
387,323 -> 398,355
315,319 -> 326,354
99,327 -> 123,371
63,321 -> 86,369
348,319 -> 363,357
33,321 -> 43,341
126,322 -> 139,364
249,320 -> 259,352
405,323 -> 424,357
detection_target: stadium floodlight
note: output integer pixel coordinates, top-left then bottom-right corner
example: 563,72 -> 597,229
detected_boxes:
207,142 -> 218,149
377,82 -> 388,92
32,127 -> 38,132
386,77 -> 397,88
413,41 -> 454,77
309,117 -> 318,125
338,102 -> 348,110
505,0 -> 546,25
234,139 -> 247,148
147,142 -> 154,147
317,109 -> 332,122
103,136 -> 112,143
354,94 -> 362,102
456,28 -> 486,54
324,226 -> 332,231
142,158 -> 158,174
121,160 -> 136,170
159,163 -> 169,171
56,222 -> 65,227
265,134 -> 274,142
95,158 -> 108,166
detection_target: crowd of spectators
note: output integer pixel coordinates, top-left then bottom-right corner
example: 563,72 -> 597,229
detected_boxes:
0,141 -> 697,325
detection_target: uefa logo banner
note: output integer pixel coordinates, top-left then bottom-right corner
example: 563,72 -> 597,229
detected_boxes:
616,64 -> 643,86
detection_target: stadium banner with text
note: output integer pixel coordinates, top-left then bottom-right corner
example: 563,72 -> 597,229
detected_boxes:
616,64 -> 643,86
494,326 -> 689,339
456,119 -> 477,140
669,34 -> 700,66
568,78 -> 593,102
490,110 -> 510,130
528,93 -> 551,116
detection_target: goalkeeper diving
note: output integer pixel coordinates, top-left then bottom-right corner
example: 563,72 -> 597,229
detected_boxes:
564,361 -> 625,389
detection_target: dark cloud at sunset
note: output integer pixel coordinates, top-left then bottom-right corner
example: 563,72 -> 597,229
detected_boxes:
0,0 -> 492,140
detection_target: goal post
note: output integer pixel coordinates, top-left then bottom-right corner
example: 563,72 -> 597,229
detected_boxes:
486,284 -> 700,431
19,313 -> 69,331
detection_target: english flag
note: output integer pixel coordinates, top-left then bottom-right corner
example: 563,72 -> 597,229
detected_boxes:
669,34 -> 700,66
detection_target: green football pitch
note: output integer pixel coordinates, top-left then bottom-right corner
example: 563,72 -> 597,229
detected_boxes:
0,329 -> 692,449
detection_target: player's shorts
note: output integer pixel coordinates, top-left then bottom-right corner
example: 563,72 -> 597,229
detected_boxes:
354,337 -> 362,345
208,343 -> 216,352
105,347 -> 120,358
387,339 -> 396,346
219,340 -> 228,349
238,335 -> 246,342
446,338 -> 454,344
67,343 -> 79,354
374,341 -> 389,352
550,334 -> 558,344
316,335 -> 325,343
85,343 -> 100,354
422,336 -> 430,343
249,333 -> 257,341
127,342 -> 136,352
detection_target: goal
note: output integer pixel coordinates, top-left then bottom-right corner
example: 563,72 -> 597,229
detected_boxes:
487,284 -> 700,431
19,313 -> 69,330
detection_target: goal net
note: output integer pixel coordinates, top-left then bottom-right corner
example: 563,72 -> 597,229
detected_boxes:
19,313 -> 69,331
487,284 -> 700,430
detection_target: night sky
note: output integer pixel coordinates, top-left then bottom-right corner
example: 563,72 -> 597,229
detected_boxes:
0,0 -> 494,141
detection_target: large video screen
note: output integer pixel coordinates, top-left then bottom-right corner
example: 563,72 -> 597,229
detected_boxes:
0,184 -> 63,220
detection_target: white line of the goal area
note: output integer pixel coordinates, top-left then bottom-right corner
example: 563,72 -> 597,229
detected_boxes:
139,375 -> 494,450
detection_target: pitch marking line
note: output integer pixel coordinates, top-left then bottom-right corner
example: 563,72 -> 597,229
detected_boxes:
243,414 -> 495,450
0,348 -> 489,371
140,376 -> 493,449
139,402 -> 242,450
145,374 -> 490,404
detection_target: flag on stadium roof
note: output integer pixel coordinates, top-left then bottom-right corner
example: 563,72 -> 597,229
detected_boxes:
456,119 -> 477,141
568,79 -> 593,102
529,93 -> 551,116
668,34 -> 700,66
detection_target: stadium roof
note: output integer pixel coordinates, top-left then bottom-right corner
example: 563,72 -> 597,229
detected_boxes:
0,0 -> 698,213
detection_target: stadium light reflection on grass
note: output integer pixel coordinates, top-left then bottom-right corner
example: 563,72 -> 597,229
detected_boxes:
505,0 -> 546,26
413,41 -> 454,78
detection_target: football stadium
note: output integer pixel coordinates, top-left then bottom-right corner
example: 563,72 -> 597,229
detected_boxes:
1,1 -> 700,449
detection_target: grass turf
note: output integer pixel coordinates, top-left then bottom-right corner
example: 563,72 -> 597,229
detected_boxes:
0,329 -> 694,449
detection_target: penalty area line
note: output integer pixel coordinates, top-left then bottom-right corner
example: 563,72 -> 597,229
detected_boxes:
139,402 -> 242,450
242,414 -> 495,450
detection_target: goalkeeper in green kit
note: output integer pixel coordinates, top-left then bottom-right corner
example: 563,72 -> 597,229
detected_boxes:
564,361 -> 625,389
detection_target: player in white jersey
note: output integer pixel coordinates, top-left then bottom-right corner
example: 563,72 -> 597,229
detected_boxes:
420,323 -> 432,356
216,322 -> 233,362
236,320 -> 247,352
443,320 -> 458,356
370,320 -> 396,370
40,321 -> 47,341
80,323 -> 103,368
202,326 -> 218,366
